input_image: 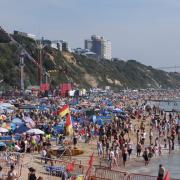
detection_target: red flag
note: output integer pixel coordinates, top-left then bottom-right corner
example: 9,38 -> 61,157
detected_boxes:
66,113 -> 72,126
66,162 -> 74,172
88,153 -> 94,167
164,171 -> 170,180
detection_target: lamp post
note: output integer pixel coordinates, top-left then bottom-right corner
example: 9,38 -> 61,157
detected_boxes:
20,50 -> 25,94
36,40 -> 46,86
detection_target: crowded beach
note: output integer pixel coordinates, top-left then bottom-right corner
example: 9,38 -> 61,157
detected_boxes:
0,88 -> 179,180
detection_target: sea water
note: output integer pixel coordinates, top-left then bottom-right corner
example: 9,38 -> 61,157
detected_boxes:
129,150 -> 180,178
148,100 -> 180,112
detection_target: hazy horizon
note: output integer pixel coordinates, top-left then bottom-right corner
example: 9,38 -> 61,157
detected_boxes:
1,0 -> 180,69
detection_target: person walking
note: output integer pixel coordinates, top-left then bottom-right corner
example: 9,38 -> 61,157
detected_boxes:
143,148 -> 149,166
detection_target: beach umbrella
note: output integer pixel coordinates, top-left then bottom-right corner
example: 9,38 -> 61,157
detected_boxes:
12,118 -> 23,125
0,127 -> 8,133
10,123 -> 17,131
0,142 -> 6,147
26,128 -> 45,135
14,124 -> 30,134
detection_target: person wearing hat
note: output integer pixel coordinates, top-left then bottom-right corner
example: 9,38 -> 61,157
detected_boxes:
28,167 -> 37,180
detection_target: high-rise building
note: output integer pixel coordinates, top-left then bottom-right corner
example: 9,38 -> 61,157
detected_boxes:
85,40 -> 93,50
84,35 -> 112,60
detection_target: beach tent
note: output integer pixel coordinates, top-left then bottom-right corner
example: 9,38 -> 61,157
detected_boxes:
26,128 -> 45,135
14,124 -> 30,134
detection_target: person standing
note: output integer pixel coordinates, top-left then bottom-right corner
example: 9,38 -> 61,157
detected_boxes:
149,129 -> 153,145
97,141 -> 103,159
7,165 -> 18,180
122,145 -> 128,167
157,164 -> 165,180
143,148 -> 149,166
73,132 -> 78,148
127,139 -> 133,159
136,143 -> 142,157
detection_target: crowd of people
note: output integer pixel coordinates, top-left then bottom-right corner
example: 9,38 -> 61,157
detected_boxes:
0,89 -> 179,179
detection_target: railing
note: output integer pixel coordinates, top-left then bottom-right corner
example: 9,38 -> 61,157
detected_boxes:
94,167 -> 128,180
127,173 -> 157,180
0,153 -> 180,180
0,158 -> 22,178
34,155 -> 85,175
89,176 -> 111,180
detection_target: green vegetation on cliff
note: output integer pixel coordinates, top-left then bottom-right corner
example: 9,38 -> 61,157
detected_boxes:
0,27 -> 180,90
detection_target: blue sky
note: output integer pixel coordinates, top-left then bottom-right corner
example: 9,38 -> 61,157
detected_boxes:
1,0 -> 180,68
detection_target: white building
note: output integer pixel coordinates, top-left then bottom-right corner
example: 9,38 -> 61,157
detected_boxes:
102,39 -> 112,60
84,35 -> 112,60
51,40 -> 62,50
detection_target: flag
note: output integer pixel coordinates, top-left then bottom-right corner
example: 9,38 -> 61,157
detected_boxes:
88,153 -> 94,167
164,171 -> 170,180
66,162 -> 74,172
59,105 -> 70,117
66,113 -> 73,136
85,153 -> 94,180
